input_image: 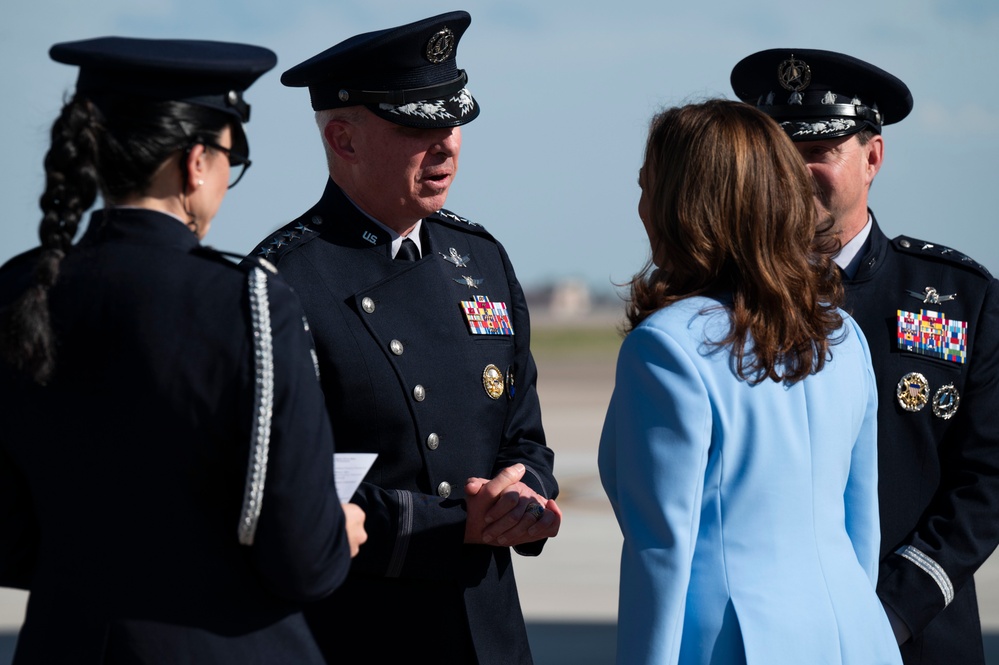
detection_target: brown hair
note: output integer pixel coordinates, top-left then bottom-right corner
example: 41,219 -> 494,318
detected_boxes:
626,99 -> 844,384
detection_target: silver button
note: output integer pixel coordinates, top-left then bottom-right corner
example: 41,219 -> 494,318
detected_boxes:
900,239 -> 911,248
311,215 -> 323,226
437,481 -> 452,498
413,384 -> 426,401
390,339 -> 404,355
361,297 -> 375,313
426,433 -> 439,450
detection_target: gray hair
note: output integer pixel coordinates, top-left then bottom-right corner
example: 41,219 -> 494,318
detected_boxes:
315,107 -> 367,172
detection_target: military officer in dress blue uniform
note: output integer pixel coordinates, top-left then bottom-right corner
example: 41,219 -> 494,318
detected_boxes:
246,11 -> 561,665
732,49 -> 999,665
0,37 -> 366,664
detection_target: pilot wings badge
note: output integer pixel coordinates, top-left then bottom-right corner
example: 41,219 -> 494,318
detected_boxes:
454,275 -> 484,289
907,286 -> 956,305
440,247 -> 469,268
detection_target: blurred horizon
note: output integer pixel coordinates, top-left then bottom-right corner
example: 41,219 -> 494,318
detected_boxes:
2,0 -> 999,296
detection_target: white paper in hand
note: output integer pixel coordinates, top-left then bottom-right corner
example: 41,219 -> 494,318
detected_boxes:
333,453 -> 377,502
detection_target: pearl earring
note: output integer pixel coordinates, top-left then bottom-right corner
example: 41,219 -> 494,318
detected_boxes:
197,179 -> 205,187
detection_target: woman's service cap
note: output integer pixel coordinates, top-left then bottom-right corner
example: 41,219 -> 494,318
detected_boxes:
730,48 -> 913,141
281,11 -> 479,129
49,37 -> 277,123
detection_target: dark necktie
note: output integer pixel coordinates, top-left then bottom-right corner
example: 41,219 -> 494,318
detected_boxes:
396,237 -> 420,262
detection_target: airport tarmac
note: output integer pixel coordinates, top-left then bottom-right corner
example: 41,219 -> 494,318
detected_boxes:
4,321 -> 999,663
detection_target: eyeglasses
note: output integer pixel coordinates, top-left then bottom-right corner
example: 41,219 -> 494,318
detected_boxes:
201,140 -> 252,189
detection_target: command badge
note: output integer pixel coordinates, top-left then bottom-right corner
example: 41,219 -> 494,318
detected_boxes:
932,384 -> 960,420
426,27 -> 455,63
896,372 -> 930,412
897,309 -> 967,364
505,365 -> 516,401
482,364 -> 504,400
462,295 -> 514,335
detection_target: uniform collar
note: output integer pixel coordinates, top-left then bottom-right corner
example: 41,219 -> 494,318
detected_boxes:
833,215 -> 873,279
846,210 -> 888,283
81,207 -> 201,252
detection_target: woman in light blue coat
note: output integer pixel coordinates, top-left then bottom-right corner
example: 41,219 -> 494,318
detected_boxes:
598,100 -> 902,665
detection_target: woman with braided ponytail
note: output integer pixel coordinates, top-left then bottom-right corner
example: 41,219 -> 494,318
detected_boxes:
0,37 -> 365,664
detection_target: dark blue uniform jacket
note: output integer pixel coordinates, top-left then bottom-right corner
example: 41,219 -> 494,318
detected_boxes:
250,179 -> 557,665
0,208 -> 352,664
848,214 -> 999,665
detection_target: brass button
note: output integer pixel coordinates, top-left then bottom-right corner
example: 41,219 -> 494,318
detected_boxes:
437,481 -> 452,498
361,297 -> 375,313
413,385 -> 426,401
390,339 -> 404,355
426,433 -> 440,450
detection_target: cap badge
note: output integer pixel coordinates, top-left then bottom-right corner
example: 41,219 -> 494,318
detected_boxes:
777,57 -> 812,92
907,286 -> 956,305
440,247 -> 470,267
426,27 -> 456,64
462,295 -> 514,336
896,372 -> 930,412
897,309 -> 967,364
482,364 -> 504,400
778,56 -> 811,104
932,384 -> 960,420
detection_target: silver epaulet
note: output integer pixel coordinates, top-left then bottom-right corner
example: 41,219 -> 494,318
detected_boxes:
238,267 -> 274,545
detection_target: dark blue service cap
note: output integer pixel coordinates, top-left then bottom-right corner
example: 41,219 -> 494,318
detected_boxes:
281,11 -> 479,129
730,48 -> 913,141
49,37 -> 277,123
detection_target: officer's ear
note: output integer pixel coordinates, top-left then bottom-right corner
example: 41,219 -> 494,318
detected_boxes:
324,119 -> 358,163
863,133 -> 884,186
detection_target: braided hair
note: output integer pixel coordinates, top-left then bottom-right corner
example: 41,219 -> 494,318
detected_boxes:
0,94 -> 232,384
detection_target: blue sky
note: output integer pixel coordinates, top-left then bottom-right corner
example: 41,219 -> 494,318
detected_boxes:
2,1 -> 998,295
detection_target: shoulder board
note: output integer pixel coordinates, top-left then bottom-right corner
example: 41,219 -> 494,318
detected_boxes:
191,246 -> 279,275
252,218 -> 323,264
892,236 -> 993,279
431,208 -> 491,235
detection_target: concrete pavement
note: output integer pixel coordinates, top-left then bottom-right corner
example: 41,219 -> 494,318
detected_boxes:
4,334 -> 999,663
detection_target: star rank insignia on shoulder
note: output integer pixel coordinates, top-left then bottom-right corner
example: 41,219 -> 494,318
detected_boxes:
255,216 -> 322,261
895,236 -> 993,279
436,208 -> 481,227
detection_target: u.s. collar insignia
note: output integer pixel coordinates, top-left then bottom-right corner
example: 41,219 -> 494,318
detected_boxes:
907,286 -> 957,305
440,247 -> 469,267
426,27 -> 455,64
897,309 -> 967,364
896,372 -> 930,412
454,275 -> 484,289
482,364 -> 504,399
778,56 -> 811,92
932,384 -> 960,420
462,295 -> 514,335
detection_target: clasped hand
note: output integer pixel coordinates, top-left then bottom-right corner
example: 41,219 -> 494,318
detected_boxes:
464,463 -> 562,547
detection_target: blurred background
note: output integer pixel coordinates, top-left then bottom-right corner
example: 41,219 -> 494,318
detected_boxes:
3,0 -> 999,662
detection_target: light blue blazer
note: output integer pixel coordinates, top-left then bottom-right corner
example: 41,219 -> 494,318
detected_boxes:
598,297 -> 901,665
